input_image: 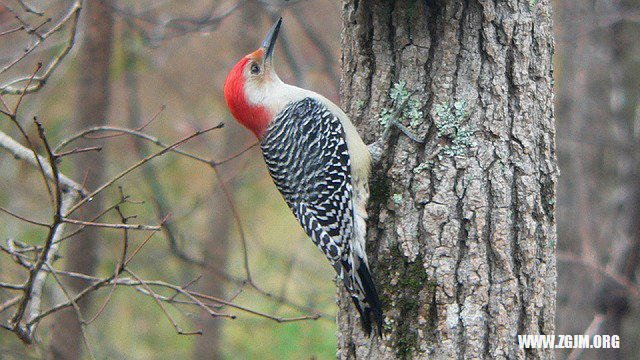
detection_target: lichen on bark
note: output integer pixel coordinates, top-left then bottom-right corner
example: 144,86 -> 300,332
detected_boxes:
337,0 -> 557,359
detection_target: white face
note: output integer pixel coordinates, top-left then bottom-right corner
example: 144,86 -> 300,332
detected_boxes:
242,53 -> 309,116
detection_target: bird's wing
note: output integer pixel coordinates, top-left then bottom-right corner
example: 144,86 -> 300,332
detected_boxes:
261,97 -> 383,335
260,97 -> 354,274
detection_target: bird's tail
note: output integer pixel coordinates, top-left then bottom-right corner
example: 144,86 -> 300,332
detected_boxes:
348,256 -> 383,336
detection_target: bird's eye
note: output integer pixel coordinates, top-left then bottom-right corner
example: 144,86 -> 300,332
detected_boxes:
250,63 -> 261,75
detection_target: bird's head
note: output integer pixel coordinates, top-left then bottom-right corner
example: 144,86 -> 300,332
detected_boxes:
224,18 -> 284,139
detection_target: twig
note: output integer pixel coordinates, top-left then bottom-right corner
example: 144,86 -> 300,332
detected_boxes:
0,206 -> 50,227
17,0 -> 45,16
557,251 -> 640,298
55,195 -> 140,244
107,0 -> 244,43
212,142 -> 259,166
0,282 -> 24,290
126,269 -> 202,335
56,125 -> 213,165
34,116 -> 61,212
1,0 -> 82,95
65,123 -> 224,217
85,105 -> 166,141
0,130 -> 88,197
85,189 -> 131,325
7,118 -> 75,343
61,218 -> 162,231
25,269 -> 321,325
123,216 -> 167,267
211,166 -> 255,286
2,64 -> 57,210
8,186 -> 73,342
43,262 -> 96,360
0,26 -> 24,36
25,197 -> 77,330
55,146 -> 102,158
0,296 -> 21,313
567,313 -> 606,360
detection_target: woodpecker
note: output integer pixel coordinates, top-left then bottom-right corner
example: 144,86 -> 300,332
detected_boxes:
224,18 -> 383,335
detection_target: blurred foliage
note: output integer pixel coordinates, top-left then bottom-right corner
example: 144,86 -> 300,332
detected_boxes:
1,0 -> 342,358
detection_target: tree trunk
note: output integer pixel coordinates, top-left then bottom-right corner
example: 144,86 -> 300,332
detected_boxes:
48,1 -> 113,359
337,0 -> 557,358
554,0 -> 640,359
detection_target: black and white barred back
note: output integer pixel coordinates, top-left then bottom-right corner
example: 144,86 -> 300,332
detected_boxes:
261,97 -> 382,335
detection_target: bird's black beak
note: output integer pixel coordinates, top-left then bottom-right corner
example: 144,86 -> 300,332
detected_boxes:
261,17 -> 282,64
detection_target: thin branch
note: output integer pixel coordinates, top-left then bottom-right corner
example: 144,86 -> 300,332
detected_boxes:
55,195 -> 140,244
126,269 -> 202,336
0,282 -> 24,290
17,0 -> 45,16
123,216 -> 167,267
0,206 -> 50,228
65,123 -> 224,217
567,313 -> 606,360
55,146 -> 102,158
61,218 -> 162,231
108,0 -> 245,43
557,251 -> 640,298
212,141 -> 259,166
0,130 -> 88,197
211,166 -> 254,287
1,0 -> 82,94
0,26 -> 24,36
24,270 -> 321,326
34,116 -> 61,213
0,296 -> 21,314
85,190 -> 131,325
56,125 -> 212,165
43,262 -> 96,360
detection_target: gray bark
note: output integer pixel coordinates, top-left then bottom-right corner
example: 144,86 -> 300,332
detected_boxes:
337,0 -> 557,358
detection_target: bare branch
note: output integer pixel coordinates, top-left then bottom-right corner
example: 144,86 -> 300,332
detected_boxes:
0,206 -> 50,227
65,122 -> 224,216
126,269 -> 202,336
56,125 -> 213,165
557,251 -> 640,298
0,0 -> 82,95
17,0 -> 45,16
43,261 -> 97,360
0,130 -> 88,197
0,296 -> 21,314
61,218 -> 162,231
55,146 -> 102,158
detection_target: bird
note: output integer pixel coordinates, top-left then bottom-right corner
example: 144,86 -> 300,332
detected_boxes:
223,17 -> 383,336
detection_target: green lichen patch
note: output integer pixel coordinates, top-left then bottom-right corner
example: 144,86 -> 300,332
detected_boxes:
377,245 -> 436,359
434,100 -> 476,158
413,161 -> 432,174
379,81 -> 424,128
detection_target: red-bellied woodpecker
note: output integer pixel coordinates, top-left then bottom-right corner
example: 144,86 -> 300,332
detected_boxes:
223,18 -> 383,336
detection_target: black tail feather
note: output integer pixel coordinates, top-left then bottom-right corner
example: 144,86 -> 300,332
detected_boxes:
351,259 -> 383,336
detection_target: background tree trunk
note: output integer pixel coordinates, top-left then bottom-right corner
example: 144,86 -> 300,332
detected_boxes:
48,1 -> 113,359
554,0 -> 640,359
337,0 -> 557,358
192,2 -> 262,358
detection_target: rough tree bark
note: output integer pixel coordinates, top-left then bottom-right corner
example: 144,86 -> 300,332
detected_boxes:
337,0 -> 557,358
48,1 -> 113,359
